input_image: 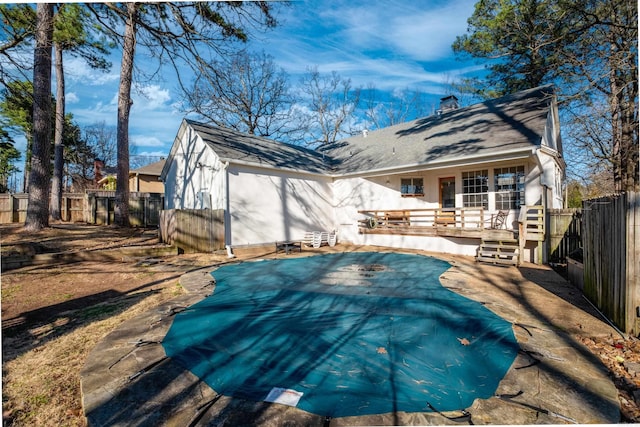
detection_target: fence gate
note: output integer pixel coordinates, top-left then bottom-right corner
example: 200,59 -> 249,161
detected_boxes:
547,208 -> 582,264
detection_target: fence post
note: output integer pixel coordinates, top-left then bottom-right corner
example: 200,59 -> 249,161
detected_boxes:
10,194 -> 17,223
627,192 -> 640,335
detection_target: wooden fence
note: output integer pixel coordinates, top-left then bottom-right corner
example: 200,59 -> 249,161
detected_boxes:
0,192 -> 164,227
86,191 -> 163,227
0,193 -> 28,223
582,192 -> 640,335
159,209 -> 225,253
547,208 -> 581,264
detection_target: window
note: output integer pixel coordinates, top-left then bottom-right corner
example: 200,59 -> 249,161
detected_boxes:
494,166 -> 525,209
401,177 -> 424,196
462,170 -> 488,208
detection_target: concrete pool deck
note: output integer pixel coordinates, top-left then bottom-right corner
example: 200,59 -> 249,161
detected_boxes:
81,245 -> 621,426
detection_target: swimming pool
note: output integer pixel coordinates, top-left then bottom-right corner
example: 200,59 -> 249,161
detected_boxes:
162,252 -> 518,418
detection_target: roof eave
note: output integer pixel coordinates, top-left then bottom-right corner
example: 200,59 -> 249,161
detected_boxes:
221,156 -> 333,178
334,147 -> 536,179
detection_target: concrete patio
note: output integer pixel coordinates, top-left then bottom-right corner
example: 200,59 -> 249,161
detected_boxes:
81,245 -> 620,426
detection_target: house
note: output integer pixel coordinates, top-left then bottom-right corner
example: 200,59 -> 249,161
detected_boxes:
97,159 -> 166,193
129,159 -> 165,193
161,85 -> 564,263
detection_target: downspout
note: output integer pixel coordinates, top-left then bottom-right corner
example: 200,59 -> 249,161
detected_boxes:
222,161 -> 234,258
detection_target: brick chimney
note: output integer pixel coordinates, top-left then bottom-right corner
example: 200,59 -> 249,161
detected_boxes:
94,159 -> 105,184
438,95 -> 459,114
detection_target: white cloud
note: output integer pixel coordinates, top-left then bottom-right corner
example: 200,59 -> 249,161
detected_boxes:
133,84 -> 172,111
64,56 -> 120,86
387,1 -> 476,61
131,135 -> 164,148
316,0 -> 476,62
66,92 -> 80,104
132,150 -> 168,158
256,0 -> 480,99
69,100 -> 117,127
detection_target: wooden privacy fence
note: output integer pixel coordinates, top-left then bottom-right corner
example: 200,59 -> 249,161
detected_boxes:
547,208 -> 581,264
0,193 -> 28,223
0,192 -> 163,227
159,209 -> 225,253
86,191 -> 163,227
582,192 -> 640,335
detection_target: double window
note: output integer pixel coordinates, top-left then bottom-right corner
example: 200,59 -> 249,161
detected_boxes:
494,166 -> 525,209
401,178 -> 424,197
462,170 -> 488,209
398,167 -> 524,209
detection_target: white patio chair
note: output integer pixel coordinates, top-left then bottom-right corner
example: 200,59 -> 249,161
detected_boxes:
312,231 -> 322,248
328,231 -> 337,247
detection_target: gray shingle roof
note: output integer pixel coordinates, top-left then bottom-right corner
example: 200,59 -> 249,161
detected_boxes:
322,85 -> 555,175
131,159 -> 166,176
186,120 -> 332,174
184,85 -> 555,176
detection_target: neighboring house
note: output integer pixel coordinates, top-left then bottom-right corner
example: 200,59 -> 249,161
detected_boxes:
161,85 -> 565,263
97,159 -> 166,193
129,159 -> 165,193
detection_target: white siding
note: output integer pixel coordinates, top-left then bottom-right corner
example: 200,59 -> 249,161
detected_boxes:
164,126 -> 225,210
227,164 -> 334,246
334,160 -> 547,256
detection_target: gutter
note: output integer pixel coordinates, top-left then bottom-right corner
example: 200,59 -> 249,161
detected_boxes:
218,156 -> 333,179
220,146 -> 536,180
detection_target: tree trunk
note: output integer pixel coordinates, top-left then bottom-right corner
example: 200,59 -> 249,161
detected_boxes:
114,3 -> 137,227
51,41 -> 65,221
25,3 -> 54,232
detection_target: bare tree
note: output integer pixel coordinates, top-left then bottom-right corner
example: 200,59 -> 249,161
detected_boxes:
83,121 -> 117,167
24,3 -> 53,231
182,50 -> 294,139
88,2 -> 279,226
298,67 -> 361,146
362,84 -> 427,129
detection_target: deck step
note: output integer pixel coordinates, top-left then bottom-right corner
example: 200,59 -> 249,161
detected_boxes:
478,246 -> 520,256
476,255 -> 519,265
479,243 -> 519,250
476,238 -> 520,266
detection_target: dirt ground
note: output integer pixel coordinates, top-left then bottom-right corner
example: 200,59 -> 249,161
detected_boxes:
1,223 -> 218,426
2,223 -> 640,425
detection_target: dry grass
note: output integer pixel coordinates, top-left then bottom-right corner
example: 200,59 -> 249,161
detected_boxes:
2,281 -> 185,426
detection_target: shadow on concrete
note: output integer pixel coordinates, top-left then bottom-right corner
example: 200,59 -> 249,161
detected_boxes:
82,250 -> 621,425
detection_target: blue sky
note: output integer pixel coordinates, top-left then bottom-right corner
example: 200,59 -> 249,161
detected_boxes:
31,0 -> 484,163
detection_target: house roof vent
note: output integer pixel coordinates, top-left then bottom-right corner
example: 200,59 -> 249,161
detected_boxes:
438,94 -> 459,114
362,129 -> 368,138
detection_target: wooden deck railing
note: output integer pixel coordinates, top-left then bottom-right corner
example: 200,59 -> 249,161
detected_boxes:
357,206 -> 545,243
358,207 -> 489,230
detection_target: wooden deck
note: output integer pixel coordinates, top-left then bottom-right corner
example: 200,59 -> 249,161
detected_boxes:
358,224 -> 515,240
357,207 -> 518,240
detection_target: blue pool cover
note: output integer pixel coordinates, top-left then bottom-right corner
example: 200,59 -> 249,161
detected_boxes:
162,252 -> 518,417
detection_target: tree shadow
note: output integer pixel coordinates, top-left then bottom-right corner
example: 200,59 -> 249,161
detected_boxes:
83,252 -> 601,426
518,265 -> 608,324
1,270 -> 184,363
444,261 -> 620,422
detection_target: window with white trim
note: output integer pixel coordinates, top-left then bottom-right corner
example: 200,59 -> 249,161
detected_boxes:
400,177 -> 424,197
494,166 -> 525,209
462,170 -> 488,209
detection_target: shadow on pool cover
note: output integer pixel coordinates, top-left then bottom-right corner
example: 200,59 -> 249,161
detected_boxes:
162,252 -> 519,418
